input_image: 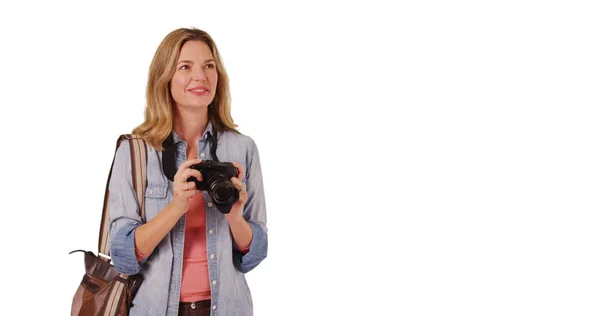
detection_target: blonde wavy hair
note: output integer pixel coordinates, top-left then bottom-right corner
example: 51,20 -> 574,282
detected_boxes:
132,27 -> 239,151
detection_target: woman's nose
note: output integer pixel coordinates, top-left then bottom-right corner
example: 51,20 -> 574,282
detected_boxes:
191,66 -> 207,81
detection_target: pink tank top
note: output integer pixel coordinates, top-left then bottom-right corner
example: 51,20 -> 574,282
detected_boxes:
179,193 -> 211,302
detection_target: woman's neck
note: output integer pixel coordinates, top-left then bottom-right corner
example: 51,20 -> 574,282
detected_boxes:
173,106 -> 209,145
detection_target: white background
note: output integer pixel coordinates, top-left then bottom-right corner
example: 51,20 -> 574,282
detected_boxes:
0,0 -> 599,315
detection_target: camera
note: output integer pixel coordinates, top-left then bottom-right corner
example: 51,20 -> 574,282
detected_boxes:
187,160 -> 240,214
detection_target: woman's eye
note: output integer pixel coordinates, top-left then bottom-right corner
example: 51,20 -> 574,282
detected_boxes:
205,63 -> 215,69
179,65 -> 189,70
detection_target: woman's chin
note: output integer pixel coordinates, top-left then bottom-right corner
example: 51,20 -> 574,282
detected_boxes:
177,102 -> 211,109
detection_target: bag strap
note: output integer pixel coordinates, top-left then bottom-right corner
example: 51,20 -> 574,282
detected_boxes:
98,134 -> 148,258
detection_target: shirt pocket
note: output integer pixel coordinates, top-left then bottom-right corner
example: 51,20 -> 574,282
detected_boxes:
143,182 -> 168,221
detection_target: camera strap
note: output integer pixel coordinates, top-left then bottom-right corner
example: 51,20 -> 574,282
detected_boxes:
208,127 -> 219,162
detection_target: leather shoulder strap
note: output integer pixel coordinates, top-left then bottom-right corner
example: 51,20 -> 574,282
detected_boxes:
98,134 -> 148,257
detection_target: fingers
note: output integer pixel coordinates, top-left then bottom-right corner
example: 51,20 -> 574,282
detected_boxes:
174,171 -> 201,192
174,163 -> 203,182
179,169 -> 203,182
180,158 -> 203,169
230,177 -> 248,205
174,181 -> 201,199
230,176 -> 248,202
184,180 -> 196,191
230,176 -> 245,190
174,180 -> 189,196
171,159 -> 205,204
232,162 -> 245,181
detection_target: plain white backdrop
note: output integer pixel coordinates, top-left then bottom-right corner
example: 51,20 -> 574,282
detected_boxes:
0,0 -> 599,315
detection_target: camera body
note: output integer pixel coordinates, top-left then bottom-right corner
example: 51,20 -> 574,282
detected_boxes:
187,160 -> 240,214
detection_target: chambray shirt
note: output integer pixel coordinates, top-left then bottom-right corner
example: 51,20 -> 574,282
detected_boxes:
108,122 -> 268,316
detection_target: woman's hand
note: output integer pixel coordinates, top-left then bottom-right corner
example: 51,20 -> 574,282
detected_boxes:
225,162 -> 253,251
225,162 -> 248,221
171,158 -> 203,213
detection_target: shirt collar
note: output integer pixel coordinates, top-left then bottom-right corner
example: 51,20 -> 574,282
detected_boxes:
171,120 -> 213,145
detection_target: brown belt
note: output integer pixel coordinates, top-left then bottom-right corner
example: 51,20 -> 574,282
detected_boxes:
178,300 -> 211,315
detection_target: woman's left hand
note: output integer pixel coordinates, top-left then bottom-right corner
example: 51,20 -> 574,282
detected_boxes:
225,162 -> 247,221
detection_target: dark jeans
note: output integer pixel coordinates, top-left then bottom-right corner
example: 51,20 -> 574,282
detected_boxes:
178,300 -> 211,316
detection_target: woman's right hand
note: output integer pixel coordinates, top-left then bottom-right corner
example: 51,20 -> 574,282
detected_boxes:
171,158 -> 203,213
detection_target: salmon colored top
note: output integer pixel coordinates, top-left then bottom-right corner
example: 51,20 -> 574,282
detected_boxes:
179,193 -> 211,301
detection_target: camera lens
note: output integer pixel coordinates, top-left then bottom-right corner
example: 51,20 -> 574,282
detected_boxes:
211,180 -> 239,205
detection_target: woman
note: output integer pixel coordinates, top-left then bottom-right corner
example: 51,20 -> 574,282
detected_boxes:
108,27 -> 268,316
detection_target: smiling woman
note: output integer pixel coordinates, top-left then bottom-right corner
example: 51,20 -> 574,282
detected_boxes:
107,28 -> 268,316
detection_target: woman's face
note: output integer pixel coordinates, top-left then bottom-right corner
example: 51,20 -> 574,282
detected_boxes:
170,40 -> 218,109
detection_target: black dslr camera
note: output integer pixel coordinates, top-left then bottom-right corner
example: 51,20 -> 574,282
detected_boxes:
187,160 -> 240,214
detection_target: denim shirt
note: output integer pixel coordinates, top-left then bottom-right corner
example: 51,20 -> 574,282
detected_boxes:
108,122 -> 268,316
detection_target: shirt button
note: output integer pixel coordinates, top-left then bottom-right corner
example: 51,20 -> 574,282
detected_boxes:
212,305 -> 217,310
208,229 -> 214,234
210,254 -> 215,259
200,153 -> 206,157
207,202 -> 213,207
147,189 -> 153,195
212,280 -> 217,285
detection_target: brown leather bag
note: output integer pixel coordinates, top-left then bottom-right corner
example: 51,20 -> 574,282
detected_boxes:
70,135 -> 148,316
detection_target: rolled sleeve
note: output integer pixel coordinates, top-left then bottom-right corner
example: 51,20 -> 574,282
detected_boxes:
233,139 -> 268,273
233,221 -> 268,273
107,139 -> 147,275
111,221 -> 146,274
